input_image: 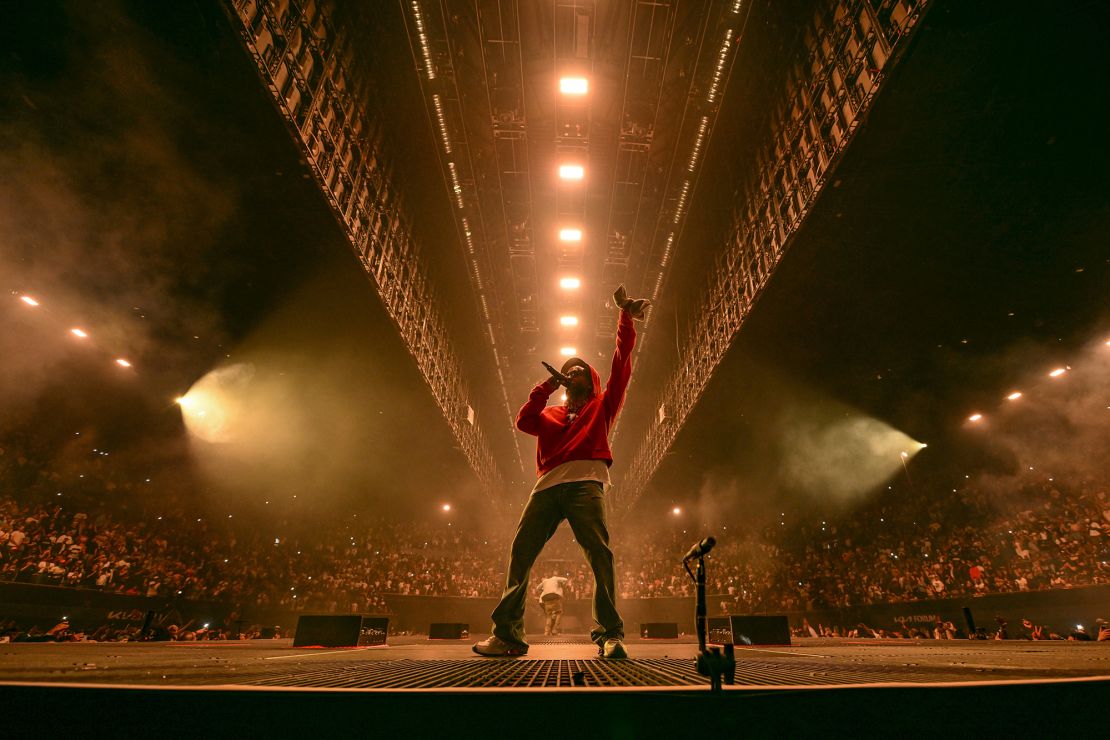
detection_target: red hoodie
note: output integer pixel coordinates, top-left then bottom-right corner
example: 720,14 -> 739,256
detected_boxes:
516,310 -> 636,476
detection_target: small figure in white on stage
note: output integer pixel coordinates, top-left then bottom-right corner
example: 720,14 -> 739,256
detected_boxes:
537,575 -> 569,636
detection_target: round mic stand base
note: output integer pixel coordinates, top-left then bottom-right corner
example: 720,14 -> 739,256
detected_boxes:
696,644 -> 736,692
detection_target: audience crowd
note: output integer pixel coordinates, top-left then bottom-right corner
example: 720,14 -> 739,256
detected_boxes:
2,470 -> 1106,622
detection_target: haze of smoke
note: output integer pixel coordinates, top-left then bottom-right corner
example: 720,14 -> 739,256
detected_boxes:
179,267 -> 483,521
0,1 -> 234,429
971,334 -> 1110,496
776,405 -> 918,505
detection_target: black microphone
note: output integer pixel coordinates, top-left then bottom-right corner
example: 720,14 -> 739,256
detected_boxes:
541,361 -> 570,386
682,536 -> 716,562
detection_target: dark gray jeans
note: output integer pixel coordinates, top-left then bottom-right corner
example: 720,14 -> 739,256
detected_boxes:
491,480 -> 624,647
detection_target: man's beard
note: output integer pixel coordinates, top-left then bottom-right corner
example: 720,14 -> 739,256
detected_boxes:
567,383 -> 590,405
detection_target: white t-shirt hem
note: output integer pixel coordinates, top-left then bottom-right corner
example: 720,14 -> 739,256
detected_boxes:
531,459 -> 611,495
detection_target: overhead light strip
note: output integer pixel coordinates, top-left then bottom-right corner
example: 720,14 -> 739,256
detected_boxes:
411,1 -> 436,80
706,28 -> 734,104
432,94 -> 452,154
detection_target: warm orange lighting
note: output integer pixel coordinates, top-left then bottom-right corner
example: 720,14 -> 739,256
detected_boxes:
559,277 -> 581,290
1048,368 -> 1066,378
559,228 -> 582,242
968,413 -> 983,422
442,504 -> 451,512
20,296 -> 39,307
558,164 -> 584,181
672,507 -> 682,516
1006,391 -> 1022,400
559,347 -> 576,357
559,77 -> 588,95
70,328 -> 88,338
559,316 -> 578,327
115,359 -> 132,368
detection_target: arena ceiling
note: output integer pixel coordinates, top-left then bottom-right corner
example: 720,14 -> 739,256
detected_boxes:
3,0 -> 1107,521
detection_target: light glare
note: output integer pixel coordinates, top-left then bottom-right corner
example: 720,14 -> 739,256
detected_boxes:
1048,368 -> 1066,377
558,164 -> 584,181
559,77 -> 588,95
115,358 -> 132,368
559,316 -> 578,326
968,413 -> 983,422
70,328 -> 88,338
559,228 -> 582,242
559,277 -> 581,290
559,347 -> 576,357
442,504 -> 451,512
20,296 -> 39,307
1006,391 -> 1022,400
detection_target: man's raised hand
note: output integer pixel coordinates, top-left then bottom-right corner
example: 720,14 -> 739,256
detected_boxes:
613,284 -> 651,320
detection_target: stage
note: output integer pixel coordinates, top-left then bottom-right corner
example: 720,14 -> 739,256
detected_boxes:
1,637 -> 1106,735
2,636 -> 1108,688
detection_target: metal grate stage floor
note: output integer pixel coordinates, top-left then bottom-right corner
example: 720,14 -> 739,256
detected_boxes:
4,638 -> 1108,736
2,636 -> 1109,690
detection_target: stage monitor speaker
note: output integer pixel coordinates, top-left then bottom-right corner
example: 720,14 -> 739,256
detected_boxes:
257,626 -> 278,639
711,615 -> 790,646
640,622 -> 679,639
293,615 -> 389,647
707,617 -> 733,645
429,622 -> 469,640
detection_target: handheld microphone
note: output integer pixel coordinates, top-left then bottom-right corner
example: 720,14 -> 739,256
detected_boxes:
682,536 -> 716,562
541,361 -> 570,386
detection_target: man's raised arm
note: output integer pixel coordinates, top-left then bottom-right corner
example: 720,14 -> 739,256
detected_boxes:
604,285 -> 650,419
515,378 -> 559,435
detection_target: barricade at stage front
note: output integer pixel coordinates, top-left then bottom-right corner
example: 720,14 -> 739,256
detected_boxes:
2,582 -> 1108,637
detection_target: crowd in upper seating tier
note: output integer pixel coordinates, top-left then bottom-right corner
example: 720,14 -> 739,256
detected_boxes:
3,464 -> 1106,615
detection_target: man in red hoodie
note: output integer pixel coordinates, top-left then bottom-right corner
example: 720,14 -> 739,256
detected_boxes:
474,286 -> 650,659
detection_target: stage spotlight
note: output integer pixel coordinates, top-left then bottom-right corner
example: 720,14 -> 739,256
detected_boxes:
672,506 -> 682,516
20,296 -> 39,307
442,503 -> 451,512
559,316 -> 578,327
558,164 -> 584,181
1048,368 -> 1066,377
559,277 -> 581,290
1006,391 -> 1022,400
115,358 -> 132,368
559,77 -> 588,95
558,228 -> 582,242
559,347 -> 576,357
968,413 -> 983,422
70,328 -> 88,338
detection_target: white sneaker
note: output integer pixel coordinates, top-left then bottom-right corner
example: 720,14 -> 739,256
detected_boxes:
601,638 -> 628,659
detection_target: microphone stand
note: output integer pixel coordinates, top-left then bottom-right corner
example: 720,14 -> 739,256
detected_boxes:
684,554 -> 735,692
694,556 -> 707,653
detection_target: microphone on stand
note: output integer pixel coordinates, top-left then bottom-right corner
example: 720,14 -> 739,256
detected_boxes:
682,536 -> 716,562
